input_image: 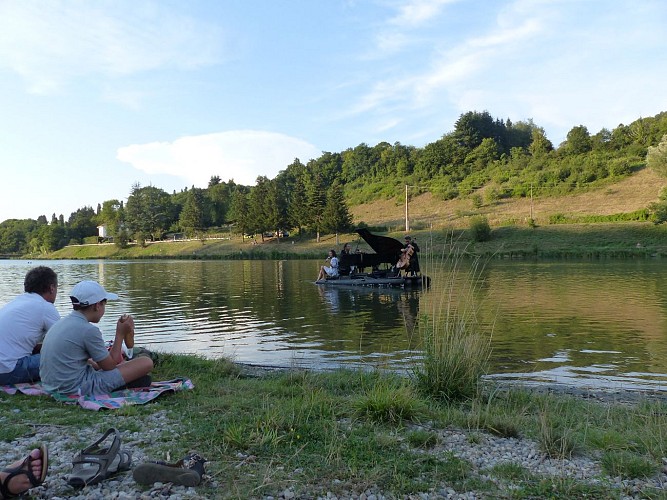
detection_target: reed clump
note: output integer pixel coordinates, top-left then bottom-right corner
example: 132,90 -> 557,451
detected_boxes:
412,236 -> 492,402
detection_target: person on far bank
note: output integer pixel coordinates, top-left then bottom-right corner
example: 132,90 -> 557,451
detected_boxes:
317,249 -> 339,281
0,266 -> 60,385
40,280 -> 153,395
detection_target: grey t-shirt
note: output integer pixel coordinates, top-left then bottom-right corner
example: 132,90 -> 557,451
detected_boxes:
40,311 -> 114,394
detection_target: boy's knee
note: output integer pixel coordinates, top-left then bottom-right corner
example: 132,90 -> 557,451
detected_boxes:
139,356 -> 154,372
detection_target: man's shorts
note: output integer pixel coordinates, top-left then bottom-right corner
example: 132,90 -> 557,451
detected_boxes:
0,354 -> 40,385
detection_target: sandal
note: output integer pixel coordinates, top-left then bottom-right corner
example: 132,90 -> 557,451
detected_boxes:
132,452 -> 206,487
0,444 -> 48,499
68,428 -> 132,488
0,445 -> 48,498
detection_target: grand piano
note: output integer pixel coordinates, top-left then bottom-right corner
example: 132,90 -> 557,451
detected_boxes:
341,229 -> 404,273
317,229 -> 429,288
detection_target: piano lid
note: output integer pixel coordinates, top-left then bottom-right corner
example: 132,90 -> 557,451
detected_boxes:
355,229 -> 405,257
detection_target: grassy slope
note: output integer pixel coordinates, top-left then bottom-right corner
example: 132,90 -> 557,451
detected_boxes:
350,166 -> 667,229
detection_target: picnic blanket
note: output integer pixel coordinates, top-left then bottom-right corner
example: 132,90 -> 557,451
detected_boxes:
1,377 -> 194,411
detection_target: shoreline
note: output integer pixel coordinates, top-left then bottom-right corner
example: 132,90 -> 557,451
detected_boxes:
235,361 -> 667,404
10,221 -> 667,261
2,357 -> 667,499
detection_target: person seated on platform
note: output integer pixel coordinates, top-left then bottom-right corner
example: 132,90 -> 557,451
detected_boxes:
0,445 -> 48,499
40,280 -> 153,395
338,243 -> 353,276
399,235 -> 421,276
317,250 -> 339,280
0,266 -> 60,385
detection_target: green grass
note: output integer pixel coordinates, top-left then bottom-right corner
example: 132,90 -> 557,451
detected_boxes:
3,354 -> 666,498
406,429 -> 439,449
601,451 -> 659,479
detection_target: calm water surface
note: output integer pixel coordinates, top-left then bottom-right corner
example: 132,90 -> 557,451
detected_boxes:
1,259 -> 666,392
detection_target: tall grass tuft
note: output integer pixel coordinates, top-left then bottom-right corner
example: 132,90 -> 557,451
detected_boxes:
351,378 -> 427,424
538,406 -> 578,459
412,234 -> 492,402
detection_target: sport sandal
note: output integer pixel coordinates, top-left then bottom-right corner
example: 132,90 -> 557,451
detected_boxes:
133,452 -> 206,487
68,428 -> 132,488
0,445 -> 48,499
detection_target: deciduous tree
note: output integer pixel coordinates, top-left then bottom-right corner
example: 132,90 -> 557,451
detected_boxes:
563,125 -> 592,155
125,184 -> 175,244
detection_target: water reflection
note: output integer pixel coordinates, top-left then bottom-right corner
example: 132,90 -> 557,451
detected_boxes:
1,259 -> 666,391
476,260 -> 667,391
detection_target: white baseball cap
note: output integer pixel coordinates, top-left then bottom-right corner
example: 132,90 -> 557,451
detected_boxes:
69,280 -> 119,306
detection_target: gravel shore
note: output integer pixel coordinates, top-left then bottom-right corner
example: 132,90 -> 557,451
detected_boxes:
2,370 -> 667,499
4,407 -> 667,499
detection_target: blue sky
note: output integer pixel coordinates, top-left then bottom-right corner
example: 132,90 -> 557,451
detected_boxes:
1,0 -> 666,222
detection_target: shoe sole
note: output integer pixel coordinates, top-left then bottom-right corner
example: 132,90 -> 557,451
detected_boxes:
132,463 -> 201,487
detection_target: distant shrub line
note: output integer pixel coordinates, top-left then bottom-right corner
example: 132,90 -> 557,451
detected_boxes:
548,209 -> 650,225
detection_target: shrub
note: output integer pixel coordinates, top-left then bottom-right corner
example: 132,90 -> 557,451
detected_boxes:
484,188 -> 500,204
468,216 -> 491,242
608,157 -> 634,176
549,213 -> 568,224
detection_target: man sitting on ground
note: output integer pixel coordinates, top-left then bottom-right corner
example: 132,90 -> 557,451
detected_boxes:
0,266 -> 60,385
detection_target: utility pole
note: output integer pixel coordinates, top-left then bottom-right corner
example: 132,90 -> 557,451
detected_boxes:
530,183 -> 533,220
405,184 -> 410,232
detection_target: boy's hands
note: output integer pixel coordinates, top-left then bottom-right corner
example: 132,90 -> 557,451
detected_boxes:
117,313 -> 136,349
119,313 -> 134,326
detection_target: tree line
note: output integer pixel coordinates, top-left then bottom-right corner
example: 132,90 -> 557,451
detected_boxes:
2,109 -> 667,255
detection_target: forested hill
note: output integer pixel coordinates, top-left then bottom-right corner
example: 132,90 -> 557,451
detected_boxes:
2,110 -> 667,255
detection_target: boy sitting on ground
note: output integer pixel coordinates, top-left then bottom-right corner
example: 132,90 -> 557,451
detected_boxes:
40,280 -> 153,395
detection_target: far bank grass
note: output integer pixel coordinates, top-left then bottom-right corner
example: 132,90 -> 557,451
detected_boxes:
2,354 -> 665,498
40,221 -> 667,260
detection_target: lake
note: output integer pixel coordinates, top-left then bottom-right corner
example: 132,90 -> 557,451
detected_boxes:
1,258 -> 666,392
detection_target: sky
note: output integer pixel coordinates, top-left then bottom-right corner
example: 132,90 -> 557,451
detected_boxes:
1,0 -> 666,222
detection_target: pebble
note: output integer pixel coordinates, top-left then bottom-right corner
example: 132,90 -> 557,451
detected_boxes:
3,403 -> 667,499
0,410 -> 208,499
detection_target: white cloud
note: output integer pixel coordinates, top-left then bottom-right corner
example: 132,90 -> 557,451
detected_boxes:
116,131 -> 322,187
389,0 -> 459,27
0,1 -> 224,94
354,0 -> 661,144
355,1 -> 546,120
